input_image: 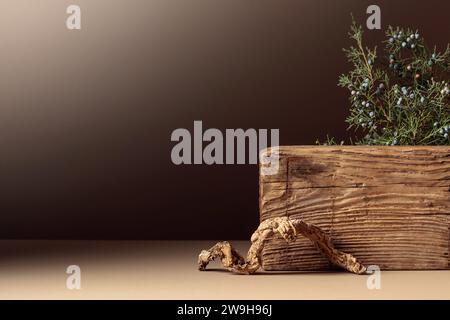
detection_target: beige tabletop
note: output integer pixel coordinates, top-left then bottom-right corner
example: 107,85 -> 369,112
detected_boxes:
0,240 -> 448,300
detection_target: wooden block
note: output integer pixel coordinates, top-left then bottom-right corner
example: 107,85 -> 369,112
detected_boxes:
259,146 -> 450,270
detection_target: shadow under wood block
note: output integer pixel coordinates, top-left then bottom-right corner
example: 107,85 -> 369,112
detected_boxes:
259,146 -> 450,271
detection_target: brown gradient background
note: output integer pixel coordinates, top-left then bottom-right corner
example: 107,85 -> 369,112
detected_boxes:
0,0 -> 448,239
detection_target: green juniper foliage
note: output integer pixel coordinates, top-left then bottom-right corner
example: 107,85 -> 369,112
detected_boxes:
337,20 -> 450,145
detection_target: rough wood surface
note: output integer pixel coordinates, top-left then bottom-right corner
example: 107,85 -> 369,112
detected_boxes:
259,146 -> 450,271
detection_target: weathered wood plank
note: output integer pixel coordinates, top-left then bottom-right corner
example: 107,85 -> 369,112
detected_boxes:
260,146 -> 450,271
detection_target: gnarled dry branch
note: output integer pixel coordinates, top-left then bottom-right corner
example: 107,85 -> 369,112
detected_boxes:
198,217 -> 367,275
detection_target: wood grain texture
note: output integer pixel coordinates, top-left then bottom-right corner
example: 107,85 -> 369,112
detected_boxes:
259,146 -> 450,271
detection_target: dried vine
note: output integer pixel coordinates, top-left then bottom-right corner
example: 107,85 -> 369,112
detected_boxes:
198,217 -> 367,275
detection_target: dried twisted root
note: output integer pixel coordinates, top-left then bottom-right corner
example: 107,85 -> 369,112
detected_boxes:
198,217 -> 367,275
